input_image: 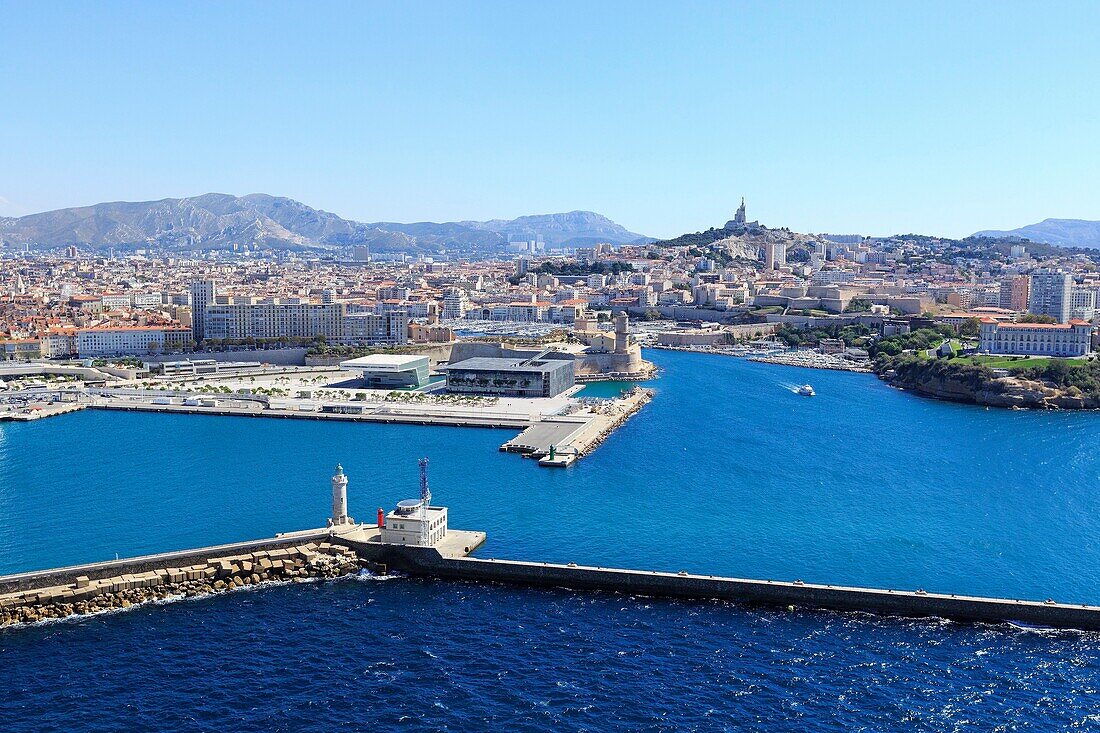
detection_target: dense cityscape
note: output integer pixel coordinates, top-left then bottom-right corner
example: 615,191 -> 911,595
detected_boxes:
6,3 -> 1100,731
2,200 -> 1097,388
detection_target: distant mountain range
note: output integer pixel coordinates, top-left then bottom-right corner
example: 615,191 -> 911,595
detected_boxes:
972,218 -> 1100,249
0,193 -> 650,254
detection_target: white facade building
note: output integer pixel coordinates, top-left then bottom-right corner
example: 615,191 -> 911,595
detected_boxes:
381,502 -> 448,546
978,318 -> 1092,357
132,293 -> 165,309
76,326 -> 192,356
342,311 -> 409,345
442,289 -> 469,320
1070,287 -> 1098,321
203,302 -> 346,342
1028,270 -> 1072,323
101,294 -> 131,310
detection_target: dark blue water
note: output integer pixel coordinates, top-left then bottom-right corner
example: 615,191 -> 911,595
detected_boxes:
4,350 -> 1100,730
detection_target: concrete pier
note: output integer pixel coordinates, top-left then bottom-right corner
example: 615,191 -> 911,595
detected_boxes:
385,550 -> 1100,632
7,522 -> 1100,631
4,381 -> 653,468
0,402 -> 87,422
97,399 -> 532,429
501,387 -> 653,467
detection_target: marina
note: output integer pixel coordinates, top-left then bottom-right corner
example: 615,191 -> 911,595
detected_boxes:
652,343 -> 874,372
748,349 -> 873,372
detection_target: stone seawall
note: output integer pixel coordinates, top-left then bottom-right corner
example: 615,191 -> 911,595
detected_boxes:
0,536 -> 370,627
389,552 -> 1100,631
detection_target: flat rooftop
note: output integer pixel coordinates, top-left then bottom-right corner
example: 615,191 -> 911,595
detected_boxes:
340,354 -> 429,369
443,357 -> 571,373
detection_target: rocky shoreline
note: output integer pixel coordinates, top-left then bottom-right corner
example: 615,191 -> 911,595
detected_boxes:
577,387 -> 654,457
882,371 -> 1100,410
1,541 -> 366,627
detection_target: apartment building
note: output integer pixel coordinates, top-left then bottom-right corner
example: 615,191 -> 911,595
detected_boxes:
1028,270 -> 1072,323
76,325 -> 192,357
202,302 -> 345,341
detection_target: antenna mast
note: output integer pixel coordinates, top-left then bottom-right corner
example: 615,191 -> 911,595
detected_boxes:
418,457 -> 431,545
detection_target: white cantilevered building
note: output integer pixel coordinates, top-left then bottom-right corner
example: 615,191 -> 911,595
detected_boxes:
978,318 -> 1092,357
340,354 -> 430,389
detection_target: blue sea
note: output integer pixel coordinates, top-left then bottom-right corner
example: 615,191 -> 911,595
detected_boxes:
3,349 -> 1100,731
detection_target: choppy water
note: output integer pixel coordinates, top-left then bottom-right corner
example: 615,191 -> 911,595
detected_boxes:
3,350 -> 1100,730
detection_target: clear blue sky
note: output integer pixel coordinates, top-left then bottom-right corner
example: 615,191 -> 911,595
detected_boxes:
2,1 -> 1098,239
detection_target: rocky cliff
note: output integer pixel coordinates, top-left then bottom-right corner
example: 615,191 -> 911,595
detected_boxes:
885,371 -> 1099,409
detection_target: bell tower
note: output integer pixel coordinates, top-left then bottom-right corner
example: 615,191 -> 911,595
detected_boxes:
734,197 -> 747,225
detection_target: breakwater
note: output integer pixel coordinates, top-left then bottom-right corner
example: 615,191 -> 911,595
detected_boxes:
0,532 -> 367,626
9,520 -> 1100,632
389,552 -> 1100,631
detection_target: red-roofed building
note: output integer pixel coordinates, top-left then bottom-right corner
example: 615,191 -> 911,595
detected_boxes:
978,318 -> 1092,357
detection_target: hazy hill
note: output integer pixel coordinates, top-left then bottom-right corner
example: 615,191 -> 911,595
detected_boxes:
0,194 -> 648,254
973,218 -> 1100,248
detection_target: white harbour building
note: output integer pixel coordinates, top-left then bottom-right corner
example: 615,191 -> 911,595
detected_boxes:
380,458 -> 448,547
381,501 -> 449,547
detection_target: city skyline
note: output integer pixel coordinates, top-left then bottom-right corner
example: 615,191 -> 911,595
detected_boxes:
3,2 -> 1100,238
7,4 -> 1100,729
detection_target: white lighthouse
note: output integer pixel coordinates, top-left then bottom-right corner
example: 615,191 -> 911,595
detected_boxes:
328,464 -> 353,527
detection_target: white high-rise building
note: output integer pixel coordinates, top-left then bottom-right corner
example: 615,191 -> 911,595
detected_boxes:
763,242 -> 787,271
1028,270 -> 1072,323
442,289 -> 469,320
1071,287 -> 1098,321
189,279 -> 216,341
